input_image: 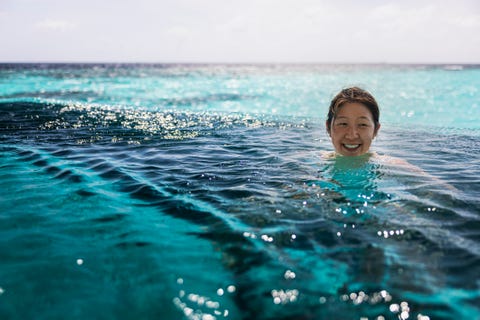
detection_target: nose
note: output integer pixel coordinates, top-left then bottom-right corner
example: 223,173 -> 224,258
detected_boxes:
345,126 -> 359,139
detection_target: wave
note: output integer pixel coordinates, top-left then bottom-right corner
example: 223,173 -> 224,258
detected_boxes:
0,100 -> 306,144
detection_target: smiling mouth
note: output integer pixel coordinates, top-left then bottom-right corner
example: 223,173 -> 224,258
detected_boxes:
343,144 -> 361,150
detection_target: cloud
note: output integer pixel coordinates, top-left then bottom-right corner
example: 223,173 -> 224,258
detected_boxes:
164,25 -> 191,38
36,19 -> 76,32
1,0 -> 478,63
221,15 -> 249,34
448,14 -> 480,28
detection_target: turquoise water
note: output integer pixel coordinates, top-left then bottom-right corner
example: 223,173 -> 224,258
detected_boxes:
0,64 -> 479,319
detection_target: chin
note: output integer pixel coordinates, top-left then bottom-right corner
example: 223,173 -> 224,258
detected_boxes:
336,149 -> 369,157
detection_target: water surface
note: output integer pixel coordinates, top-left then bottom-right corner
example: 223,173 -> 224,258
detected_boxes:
1,64 -> 479,319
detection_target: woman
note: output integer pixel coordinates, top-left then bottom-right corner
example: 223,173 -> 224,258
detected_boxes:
323,86 -> 457,192
326,87 -> 380,157
324,86 -> 416,166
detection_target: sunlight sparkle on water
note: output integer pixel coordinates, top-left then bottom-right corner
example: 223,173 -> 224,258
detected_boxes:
261,234 -> 274,243
173,290 -> 229,320
377,229 -> 405,238
284,270 -> 296,280
173,279 -> 233,320
242,231 -> 257,239
337,290 -> 430,320
271,289 -> 299,305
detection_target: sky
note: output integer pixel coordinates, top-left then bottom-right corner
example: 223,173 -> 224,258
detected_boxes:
1,0 -> 479,63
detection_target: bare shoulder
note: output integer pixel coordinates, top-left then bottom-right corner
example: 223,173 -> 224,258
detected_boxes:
372,153 -> 430,176
374,154 -> 414,167
373,153 -> 459,192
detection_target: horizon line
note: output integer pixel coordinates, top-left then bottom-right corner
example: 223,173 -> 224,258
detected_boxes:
1,61 -> 479,66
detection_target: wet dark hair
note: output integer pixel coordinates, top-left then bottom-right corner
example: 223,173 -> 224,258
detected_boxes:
326,87 -> 380,132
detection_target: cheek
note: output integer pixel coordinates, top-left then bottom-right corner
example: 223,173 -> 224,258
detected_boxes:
331,127 -> 344,137
363,130 -> 376,141
330,130 -> 341,142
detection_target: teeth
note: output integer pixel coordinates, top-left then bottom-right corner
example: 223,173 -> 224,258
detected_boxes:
344,144 -> 360,149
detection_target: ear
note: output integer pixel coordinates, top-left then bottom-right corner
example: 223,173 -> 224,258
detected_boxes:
325,120 -> 331,136
374,123 -> 381,138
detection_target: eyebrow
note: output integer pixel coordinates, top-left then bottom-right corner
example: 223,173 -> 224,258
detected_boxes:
334,116 -> 371,120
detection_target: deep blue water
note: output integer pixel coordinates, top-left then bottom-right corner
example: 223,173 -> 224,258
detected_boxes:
0,64 -> 479,319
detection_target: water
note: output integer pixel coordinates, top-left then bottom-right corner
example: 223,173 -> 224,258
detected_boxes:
0,64 -> 479,319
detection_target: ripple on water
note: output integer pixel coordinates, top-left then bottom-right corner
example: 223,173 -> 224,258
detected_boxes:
1,98 -> 479,319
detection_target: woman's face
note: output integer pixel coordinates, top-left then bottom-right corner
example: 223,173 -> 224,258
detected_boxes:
327,102 -> 380,156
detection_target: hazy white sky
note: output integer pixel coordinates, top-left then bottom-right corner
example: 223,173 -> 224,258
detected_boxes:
1,0 -> 479,63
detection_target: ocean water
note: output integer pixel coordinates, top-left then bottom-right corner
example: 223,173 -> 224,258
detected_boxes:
0,63 -> 479,320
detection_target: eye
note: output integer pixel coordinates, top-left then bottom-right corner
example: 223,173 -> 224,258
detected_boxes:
335,122 -> 348,127
358,123 -> 370,127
